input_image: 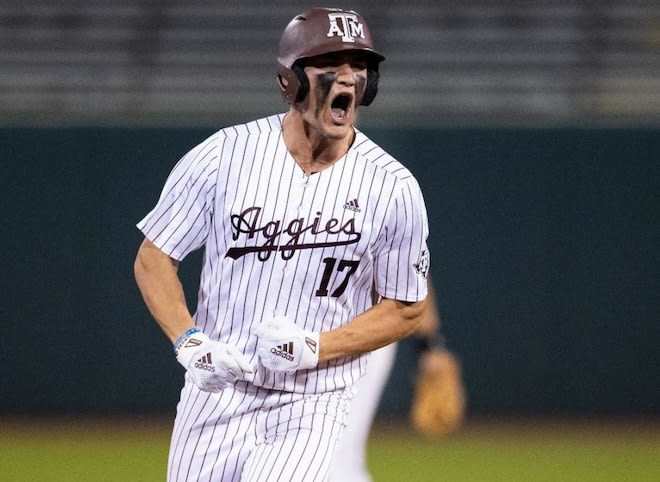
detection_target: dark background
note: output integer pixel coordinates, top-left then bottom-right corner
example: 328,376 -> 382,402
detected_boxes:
2,126 -> 658,417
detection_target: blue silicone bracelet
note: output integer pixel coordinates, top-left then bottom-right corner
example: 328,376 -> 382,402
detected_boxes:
173,327 -> 200,353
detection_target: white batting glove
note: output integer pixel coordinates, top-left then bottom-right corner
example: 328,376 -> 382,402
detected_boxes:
174,328 -> 253,392
255,316 -> 320,372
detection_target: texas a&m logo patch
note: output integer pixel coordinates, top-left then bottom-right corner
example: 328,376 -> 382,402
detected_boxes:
413,250 -> 430,279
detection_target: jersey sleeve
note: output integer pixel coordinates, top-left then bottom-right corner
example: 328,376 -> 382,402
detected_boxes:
136,135 -> 218,261
373,176 -> 430,302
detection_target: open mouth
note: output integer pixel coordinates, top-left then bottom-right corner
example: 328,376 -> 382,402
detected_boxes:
331,94 -> 353,120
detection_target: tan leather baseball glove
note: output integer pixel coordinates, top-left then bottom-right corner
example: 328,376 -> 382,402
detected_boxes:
410,348 -> 466,436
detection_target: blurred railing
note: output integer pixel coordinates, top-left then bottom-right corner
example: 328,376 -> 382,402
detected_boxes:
1,0 -> 659,127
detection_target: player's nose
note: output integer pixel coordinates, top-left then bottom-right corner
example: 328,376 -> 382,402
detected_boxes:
335,63 -> 355,87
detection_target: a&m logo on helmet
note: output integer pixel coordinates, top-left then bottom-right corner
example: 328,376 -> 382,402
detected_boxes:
326,12 -> 365,43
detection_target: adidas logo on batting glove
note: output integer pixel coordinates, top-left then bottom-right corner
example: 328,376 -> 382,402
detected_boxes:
255,316 -> 319,373
174,329 -> 253,392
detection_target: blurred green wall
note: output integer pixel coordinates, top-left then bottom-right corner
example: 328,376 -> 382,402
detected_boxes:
2,127 -> 658,416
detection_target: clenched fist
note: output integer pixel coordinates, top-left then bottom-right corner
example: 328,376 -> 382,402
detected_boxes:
175,329 -> 253,392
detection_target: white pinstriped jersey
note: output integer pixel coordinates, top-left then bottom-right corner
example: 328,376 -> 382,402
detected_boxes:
137,113 -> 429,394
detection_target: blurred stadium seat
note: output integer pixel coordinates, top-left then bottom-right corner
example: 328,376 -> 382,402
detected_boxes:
1,0 -> 659,127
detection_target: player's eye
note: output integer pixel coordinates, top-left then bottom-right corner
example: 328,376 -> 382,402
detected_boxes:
303,54 -> 368,71
349,60 -> 368,70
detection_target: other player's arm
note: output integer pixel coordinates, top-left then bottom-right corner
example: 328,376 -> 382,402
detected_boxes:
409,278 -> 467,435
417,276 -> 439,336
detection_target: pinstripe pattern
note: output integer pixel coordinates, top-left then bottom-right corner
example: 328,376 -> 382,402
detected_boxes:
138,113 -> 428,394
168,377 -> 353,482
137,113 -> 429,480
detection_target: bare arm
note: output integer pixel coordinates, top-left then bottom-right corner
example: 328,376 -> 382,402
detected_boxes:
413,277 -> 457,375
415,276 -> 440,339
133,238 -> 195,343
318,297 -> 426,362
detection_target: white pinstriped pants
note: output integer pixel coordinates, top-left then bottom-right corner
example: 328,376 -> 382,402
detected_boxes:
329,343 -> 398,482
167,376 -> 354,482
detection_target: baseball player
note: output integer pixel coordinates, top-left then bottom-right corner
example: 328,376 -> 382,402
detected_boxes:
330,279 -> 466,482
134,8 -> 430,482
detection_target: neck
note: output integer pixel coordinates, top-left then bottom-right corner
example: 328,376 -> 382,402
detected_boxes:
282,111 -> 355,175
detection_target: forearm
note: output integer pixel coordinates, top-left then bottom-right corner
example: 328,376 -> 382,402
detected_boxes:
318,297 -> 426,362
134,238 -> 195,343
414,275 -> 440,338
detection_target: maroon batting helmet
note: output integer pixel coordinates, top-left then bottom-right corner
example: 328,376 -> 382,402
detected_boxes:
277,7 -> 385,106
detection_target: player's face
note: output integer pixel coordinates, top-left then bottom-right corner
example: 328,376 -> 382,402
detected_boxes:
301,52 -> 368,140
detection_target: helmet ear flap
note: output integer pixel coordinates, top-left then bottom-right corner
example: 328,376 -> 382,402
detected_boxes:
361,68 -> 379,106
291,63 -> 309,103
277,63 -> 310,104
